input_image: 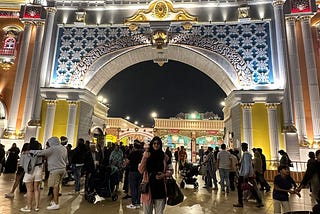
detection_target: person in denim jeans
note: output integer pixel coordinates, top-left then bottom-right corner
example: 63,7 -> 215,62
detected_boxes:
126,142 -> 143,209
70,138 -> 87,194
204,147 -> 218,190
217,144 -> 231,193
138,136 -> 173,214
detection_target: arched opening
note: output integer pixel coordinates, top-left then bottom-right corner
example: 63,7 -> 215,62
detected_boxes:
83,45 -> 240,96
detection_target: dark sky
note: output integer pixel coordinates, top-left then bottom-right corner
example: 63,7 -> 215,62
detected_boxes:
101,60 -> 226,127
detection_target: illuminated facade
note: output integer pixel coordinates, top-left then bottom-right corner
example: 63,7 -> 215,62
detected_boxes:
0,0 -> 320,161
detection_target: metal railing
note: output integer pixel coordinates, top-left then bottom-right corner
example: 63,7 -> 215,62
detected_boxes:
266,160 -> 307,172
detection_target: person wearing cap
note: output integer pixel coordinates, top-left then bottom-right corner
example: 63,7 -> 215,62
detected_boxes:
233,142 -> 264,208
29,136 -> 68,210
273,165 -> 300,214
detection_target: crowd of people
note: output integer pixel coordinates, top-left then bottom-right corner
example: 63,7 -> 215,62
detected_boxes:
0,137 -> 319,213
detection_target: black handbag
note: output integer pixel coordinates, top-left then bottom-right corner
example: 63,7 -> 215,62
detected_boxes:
166,178 -> 184,206
139,181 -> 149,194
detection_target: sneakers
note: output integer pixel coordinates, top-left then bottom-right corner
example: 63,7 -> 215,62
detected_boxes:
5,192 -> 14,198
34,207 -> 40,212
126,204 -> 137,209
46,202 -> 60,210
20,206 -> 31,212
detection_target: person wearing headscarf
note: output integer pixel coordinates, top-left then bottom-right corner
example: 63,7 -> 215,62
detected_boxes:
138,136 -> 172,214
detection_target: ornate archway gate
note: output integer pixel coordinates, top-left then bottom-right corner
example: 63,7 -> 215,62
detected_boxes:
4,0 -> 320,162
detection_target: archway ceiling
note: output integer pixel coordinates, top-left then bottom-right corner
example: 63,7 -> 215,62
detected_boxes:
85,45 -> 237,96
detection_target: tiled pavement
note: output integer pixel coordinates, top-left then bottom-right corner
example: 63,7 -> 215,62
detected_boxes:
0,173 -> 315,214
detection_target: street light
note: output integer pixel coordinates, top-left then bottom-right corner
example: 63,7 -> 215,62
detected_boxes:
151,112 -> 158,118
134,121 -> 138,125
125,116 -> 130,120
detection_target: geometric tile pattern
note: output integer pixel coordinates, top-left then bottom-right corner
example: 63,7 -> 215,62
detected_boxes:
53,21 -> 273,87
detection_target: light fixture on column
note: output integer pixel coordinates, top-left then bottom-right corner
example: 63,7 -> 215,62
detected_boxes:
0,59 -> 14,71
238,6 -> 251,22
75,8 -> 86,26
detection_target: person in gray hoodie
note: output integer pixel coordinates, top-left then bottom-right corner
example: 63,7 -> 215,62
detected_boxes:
30,136 -> 68,210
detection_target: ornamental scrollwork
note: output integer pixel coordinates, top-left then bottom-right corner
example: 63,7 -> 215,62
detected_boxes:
69,34 -> 150,87
170,33 -> 252,86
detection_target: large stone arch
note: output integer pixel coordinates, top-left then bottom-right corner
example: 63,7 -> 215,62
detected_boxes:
70,34 -> 251,95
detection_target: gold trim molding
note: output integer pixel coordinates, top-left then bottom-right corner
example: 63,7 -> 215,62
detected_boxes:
125,0 -> 198,24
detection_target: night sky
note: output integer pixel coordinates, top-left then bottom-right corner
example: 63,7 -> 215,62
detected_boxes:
101,60 -> 226,127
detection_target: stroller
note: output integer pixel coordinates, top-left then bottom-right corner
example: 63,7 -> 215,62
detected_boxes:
179,162 -> 199,189
85,164 -> 119,204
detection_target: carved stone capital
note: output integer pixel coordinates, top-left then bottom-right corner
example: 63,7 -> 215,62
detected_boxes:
241,103 -> 254,109
28,119 -> 41,126
45,99 -> 57,105
300,16 -> 311,22
282,125 -> 297,133
265,103 -> 279,109
285,16 -> 297,22
23,21 -> 34,26
67,100 -> 78,106
272,0 -> 285,7
34,21 -> 45,27
45,7 -> 57,14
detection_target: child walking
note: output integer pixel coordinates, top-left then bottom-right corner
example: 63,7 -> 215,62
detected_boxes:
273,165 -> 300,214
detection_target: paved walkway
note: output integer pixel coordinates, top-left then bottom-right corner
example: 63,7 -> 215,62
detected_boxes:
0,172 -> 315,214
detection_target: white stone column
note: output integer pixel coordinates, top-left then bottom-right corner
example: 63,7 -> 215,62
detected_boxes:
42,100 -> 57,145
7,21 -> 33,133
300,16 -> 320,141
33,7 -> 57,122
21,21 -> 45,137
241,103 -> 254,150
266,103 -> 280,161
272,0 -> 295,128
285,16 -> 308,142
66,101 -> 78,146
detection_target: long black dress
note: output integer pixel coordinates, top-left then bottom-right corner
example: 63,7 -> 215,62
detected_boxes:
4,146 -> 20,173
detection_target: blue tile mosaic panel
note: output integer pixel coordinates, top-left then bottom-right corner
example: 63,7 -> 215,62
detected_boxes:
52,21 -> 273,87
